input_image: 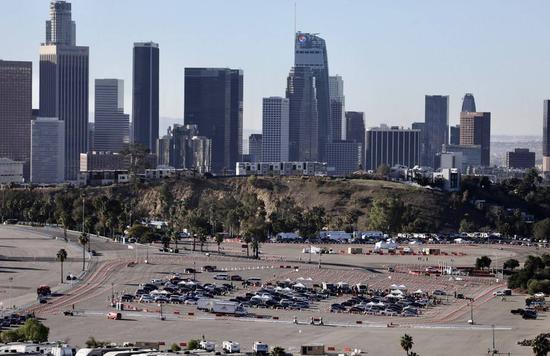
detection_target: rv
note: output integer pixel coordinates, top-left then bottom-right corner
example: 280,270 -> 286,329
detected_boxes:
222,341 -> 240,353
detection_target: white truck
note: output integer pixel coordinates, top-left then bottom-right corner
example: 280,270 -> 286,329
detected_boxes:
197,298 -> 221,311
211,301 -> 247,316
253,341 -> 269,354
222,341 -> 240,353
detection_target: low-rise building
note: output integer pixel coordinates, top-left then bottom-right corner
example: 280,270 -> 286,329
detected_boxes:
80,151 -> 130,172
505,148 -> 535,169
433,168 -> 461,192
236,161 -> 327,177
0,158 -> 24,184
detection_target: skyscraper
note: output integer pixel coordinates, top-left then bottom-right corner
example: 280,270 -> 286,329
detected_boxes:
345,111 -> 365,168
45,0 -> 76,46
294,32 -> 330,160
248,134 -> 262,162
459,112 -> 491,166
543,100 -> 550,172
286,67 -> 318,162
450,125 -> 460,145
329,75 -> 345,141
184,68 -> 243,174
424,95 -> 449,168
94,79 -> 130,152
461,93 -> 476,113
40,0 -> 88,180
155,124 -> 211,173
0,60 -> 32,181
262,97 -> 289,162
31,117 -> 65,183
132,42 -> 159,153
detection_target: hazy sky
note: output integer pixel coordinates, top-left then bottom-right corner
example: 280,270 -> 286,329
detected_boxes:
4,0 -> 550,136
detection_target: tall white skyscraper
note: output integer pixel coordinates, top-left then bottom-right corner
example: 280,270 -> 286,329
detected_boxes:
94,79 -> 130,152
31,117 -> 65,183
329,75 -> 345,141
261,97 -> 289,162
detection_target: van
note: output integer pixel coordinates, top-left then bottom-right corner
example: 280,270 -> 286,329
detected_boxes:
107,312 -> 121,320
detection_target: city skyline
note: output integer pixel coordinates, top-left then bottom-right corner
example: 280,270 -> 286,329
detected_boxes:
3,1 -> 550,136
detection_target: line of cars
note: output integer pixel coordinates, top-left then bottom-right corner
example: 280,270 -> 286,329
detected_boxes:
121,273 -> 235,305
0,313 -> 34,330
229,281 -> 330,311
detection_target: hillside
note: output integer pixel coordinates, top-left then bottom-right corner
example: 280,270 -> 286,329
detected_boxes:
123,176 -> 469,232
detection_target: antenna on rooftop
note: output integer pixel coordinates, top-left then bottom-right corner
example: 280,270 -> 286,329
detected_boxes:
294,1 -> 297,35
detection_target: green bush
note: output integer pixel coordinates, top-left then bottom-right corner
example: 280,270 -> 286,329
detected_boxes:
171,343 -> 182,352
187,339 -> 200,350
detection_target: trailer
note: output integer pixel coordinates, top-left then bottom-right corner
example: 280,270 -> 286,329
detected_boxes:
211,301 -> 247,316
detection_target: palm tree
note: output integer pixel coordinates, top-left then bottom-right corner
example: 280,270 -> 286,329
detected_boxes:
532,333 -> 550,356
215,234 -> 223,253
56,249 -> 68,283
78,232 -> 89,271
400,334 -> 414,356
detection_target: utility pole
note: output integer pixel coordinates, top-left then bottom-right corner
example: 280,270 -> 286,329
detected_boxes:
491,324 -> 496,354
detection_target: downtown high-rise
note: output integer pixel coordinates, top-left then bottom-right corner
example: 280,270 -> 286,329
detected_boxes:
40,0 -> 88,180
0,60 -> 32,181
286,67 -> 319,162
94,79 -> 130,152
459,112 -> 491,166
184,68 -> 243,174
543,100 -> 550,172
294,32 -> 330,161
132,42 -> 159,153
261,97 -> 289,162
423,95 -> 449,168
461,93 -> 476,113
329,75 -> 345,141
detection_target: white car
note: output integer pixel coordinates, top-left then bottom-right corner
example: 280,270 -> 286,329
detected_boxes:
213,274 -> 229,280
493,291 -> 505,296
139,295 -> 154,303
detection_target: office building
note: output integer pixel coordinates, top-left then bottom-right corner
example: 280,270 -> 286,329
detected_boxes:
346,111 -> 365,168
132,42 -> 159,153
184,68 -> 243,174
249,134 -> 262,162
459,112 -> 491,166
236,161 -> 327,177
88,122 -> 95,151
450,125 -> 460,145
543,100 -> 550,172
439,151 -> 463,171
442,144 -> 482,172
0,60 -> 32,181
433,168 -> 461,192
506,148 -> 535,169
411,122 -> 426,167
40,1 -> 88,180
286,67 -> 318,162
294,32 -> 330,160
329,75 -> 345,141
31,117 -> 65,184
326,141 -> 361,176
0,158 -> 24,184
424,95 -> 449,168
94,79 -> 130,152
262,97 -> 289,162
155,124 -> 212,173
365,125 -> 420,171
461,93 -> 476,113
45,0 -> 75,46
80,151 -> 130,172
